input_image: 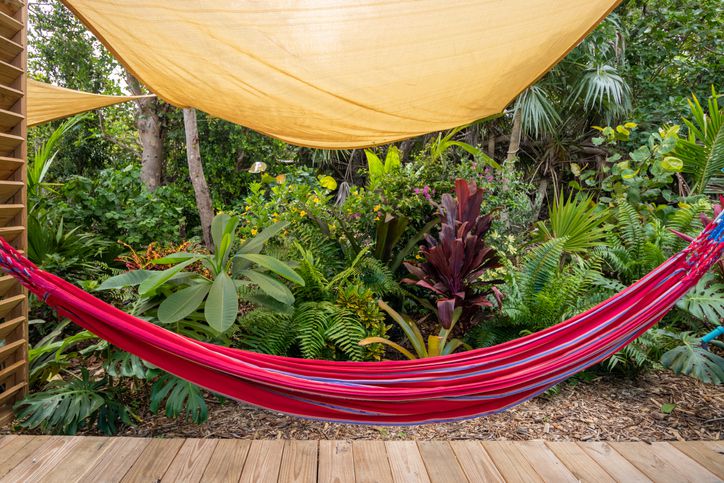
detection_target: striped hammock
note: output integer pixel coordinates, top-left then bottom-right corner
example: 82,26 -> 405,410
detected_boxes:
1,212 -> 722,425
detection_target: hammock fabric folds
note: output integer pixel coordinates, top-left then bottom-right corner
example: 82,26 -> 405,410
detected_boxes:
61,0 -> 621,148
1,213 -> 722,424
27,80 -> 153,127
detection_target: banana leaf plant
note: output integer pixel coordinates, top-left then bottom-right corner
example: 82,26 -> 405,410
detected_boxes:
359,300 -> 469,359
99,213 -> 304,334
402,179 -> 502,329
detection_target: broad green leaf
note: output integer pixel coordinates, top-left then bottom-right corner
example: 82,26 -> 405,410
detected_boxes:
98,270 -> 153,291
138,258 -> 200,296
158,283 -> 211,324
383,146 -> 401,172
211,213 -> 232,249
660,156 -> 684,172
241,270 -> 294,305
151,252 -> 200,265
234,254 -> 304,286
237,221 -> 288,255
378,300 -> 427,358
365,150 -> 384,186
621,168 -> 636,179
318,175 -> 337,190
676,274 -> 724,324
204,273 -> 239,333
661,344 -> 724,385
660,403 -> 676,414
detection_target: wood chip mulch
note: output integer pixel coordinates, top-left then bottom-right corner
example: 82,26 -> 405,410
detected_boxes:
113,371 -> 722,442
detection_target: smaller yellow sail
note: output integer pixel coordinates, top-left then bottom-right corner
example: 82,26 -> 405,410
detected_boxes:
27,79 -> 153,127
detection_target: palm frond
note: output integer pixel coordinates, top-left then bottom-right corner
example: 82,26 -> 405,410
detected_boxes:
515,85 -> 561,139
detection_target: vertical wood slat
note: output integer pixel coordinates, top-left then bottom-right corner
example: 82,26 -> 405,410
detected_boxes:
0,0 -> 26,426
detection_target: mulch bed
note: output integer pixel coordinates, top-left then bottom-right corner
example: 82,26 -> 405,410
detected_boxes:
109,370 -> 723,442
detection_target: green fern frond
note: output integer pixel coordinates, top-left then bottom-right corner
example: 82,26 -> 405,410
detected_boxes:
519,238 -> 566,299
325,310 -> 366,361
294,302 -> 335,359
237,310 -> 295,355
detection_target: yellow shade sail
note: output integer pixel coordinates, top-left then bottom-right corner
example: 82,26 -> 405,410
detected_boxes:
27,79 -> 152,127
62,0 -> 619,148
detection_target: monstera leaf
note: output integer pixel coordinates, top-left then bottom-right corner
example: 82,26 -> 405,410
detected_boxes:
676,273 -> 724,324
661,333 -> 724,385
14,369 -> 133,435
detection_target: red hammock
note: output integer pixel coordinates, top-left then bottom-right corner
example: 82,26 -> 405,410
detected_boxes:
1,213 -> 722,425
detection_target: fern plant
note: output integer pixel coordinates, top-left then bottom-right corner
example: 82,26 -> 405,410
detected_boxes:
237,245 -> 391,361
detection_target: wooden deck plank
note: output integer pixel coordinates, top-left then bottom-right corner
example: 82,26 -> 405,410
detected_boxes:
2,436 -> 79,482
449,441 -> 504,483
201,439 -> 251,483
239,439 -> 285,483
162,438 -> 217,482
481,441 -> 544,483
417,441 -> 469,483
385,441 -> 430,483
578,442 -> 651,483
120,438 -> 184,483
611,441 -> 720,483
0,435 -> 49,478
352,440 -> 393,483
279,440 -> 318,483
318,440 -> 355,483
516,441 -> 578,482
37,436 -> 111,483
0,436 -> 721,483
670,441 -> 724,479
77,437 -> 150,483
545,441 -> 615,482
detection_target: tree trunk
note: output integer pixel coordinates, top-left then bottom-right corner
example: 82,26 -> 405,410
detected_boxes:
499,108 -> 523,228
126,73 -> 164,190
183,108 -> 214,248
506,108 -> 523,163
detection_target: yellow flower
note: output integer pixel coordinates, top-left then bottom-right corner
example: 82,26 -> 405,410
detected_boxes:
299,210 -> 307,217
506,235 -> 515,243
250,228 -> 258,236
374,215 -> 381,221
373,204 -> 382,211
490,230 -> 500,239
508,246 -> 518,255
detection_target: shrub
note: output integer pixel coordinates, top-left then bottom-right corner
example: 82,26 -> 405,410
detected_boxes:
55,164 -> 196,246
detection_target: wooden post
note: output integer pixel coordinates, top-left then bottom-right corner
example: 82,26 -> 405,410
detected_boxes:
0,0 -> 27,425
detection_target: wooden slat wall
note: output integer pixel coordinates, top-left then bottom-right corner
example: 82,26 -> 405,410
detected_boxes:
0,0 -> 26,426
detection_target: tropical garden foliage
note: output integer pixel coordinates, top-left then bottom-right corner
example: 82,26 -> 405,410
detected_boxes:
9,0 -> 723,434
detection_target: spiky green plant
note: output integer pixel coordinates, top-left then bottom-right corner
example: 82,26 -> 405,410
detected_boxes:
671,88 -> 723,194
534,192 -> 609,254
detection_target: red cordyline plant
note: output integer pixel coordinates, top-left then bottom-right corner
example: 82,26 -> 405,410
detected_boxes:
403,179 -> 502,329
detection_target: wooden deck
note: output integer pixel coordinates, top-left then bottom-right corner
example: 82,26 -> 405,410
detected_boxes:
0,436 -> 721,482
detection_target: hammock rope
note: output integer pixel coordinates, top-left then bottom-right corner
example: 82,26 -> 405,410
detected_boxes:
1,211 -> 722,424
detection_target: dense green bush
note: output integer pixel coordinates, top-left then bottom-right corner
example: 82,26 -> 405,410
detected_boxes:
54,165 -> 198,246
